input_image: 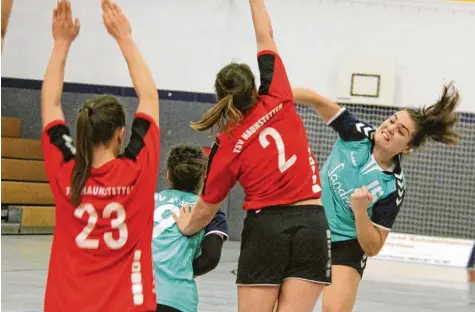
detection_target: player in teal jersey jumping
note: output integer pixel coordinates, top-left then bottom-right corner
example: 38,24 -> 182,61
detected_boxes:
152,145 -> 228,312
293,83 -> 461,312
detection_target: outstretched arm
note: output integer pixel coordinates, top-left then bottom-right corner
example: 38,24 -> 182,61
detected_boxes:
250,0 -> 277,53
102,0 -> 159,126
172,199 -> 221,236
41,0 -> 80,129
292,88 -> 342,124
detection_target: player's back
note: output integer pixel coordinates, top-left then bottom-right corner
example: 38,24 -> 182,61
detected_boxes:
202,50 -> 322,211
236,99 -> 319,209
42,114 -> 160,312
152,189 -> 204,312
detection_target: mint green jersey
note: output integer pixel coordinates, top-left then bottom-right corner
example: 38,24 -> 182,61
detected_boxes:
152,189 -> 204,312
320,108 -> 406,242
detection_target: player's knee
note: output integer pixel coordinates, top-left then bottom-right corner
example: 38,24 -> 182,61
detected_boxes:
323,303 -> 351,312
322,297 -> 354,312
469,270 -> 475,283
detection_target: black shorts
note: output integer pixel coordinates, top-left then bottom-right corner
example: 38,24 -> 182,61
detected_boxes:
156,304 -> 182,312
331,239 -> 367,278
236,205 -> 331,285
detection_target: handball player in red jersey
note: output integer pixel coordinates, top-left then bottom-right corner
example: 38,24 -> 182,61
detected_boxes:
173,1 -> 331,311
41,1 -> 159,311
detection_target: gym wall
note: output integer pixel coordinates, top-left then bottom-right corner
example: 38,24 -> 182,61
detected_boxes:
2,80 -> 474,241
2,0 -> 474,240
2,0 -> 475,111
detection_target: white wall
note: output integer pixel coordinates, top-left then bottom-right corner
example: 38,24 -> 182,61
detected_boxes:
2,0 -> 475,112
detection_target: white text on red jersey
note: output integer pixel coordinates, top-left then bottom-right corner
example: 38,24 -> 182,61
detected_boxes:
233,103 -> 283,153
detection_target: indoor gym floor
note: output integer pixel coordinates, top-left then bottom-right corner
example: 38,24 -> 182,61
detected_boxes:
1,235 -> 472,312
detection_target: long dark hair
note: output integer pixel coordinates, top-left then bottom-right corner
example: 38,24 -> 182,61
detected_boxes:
71,95 -> 126,205
407,82 -> 461,148
191,63 -> 259,133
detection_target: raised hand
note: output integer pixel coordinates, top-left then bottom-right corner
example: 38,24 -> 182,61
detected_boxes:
52,0 -> 80,45
102,0 -> 131,42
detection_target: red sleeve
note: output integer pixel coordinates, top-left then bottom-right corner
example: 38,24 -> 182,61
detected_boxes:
41,120 -> 76,184
257,50 -> 292,102
200,139 -> 238,205
122,113 -> 160,173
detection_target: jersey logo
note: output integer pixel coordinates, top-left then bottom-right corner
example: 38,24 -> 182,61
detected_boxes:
394,172 -> 405,206
350,152 -> 358,166
355,122 -> 375,140
366,180 -> 384,203
360,254 -> 368,269
47,125 -> 76,161
63,134 -> 76,155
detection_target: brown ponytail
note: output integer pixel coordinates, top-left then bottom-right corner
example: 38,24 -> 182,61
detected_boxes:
190,94 -> 244,132
191,62 -> 258,133
407,82 -> 461,148
70,95 -> 126,205
71,107 -> 94,205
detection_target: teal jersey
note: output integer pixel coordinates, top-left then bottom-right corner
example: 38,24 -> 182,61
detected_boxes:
320,108 -> 406,242
152,189 -> 204,312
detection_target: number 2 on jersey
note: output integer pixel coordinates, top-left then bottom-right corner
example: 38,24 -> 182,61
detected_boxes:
259,127 -> 297,173
74,202 -> 128,249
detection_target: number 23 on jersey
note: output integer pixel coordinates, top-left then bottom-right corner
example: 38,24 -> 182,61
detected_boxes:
74,202 -> 128,250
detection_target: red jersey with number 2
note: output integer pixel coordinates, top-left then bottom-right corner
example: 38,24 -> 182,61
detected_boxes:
42,113 -> 159,312
201,50 -> 322,210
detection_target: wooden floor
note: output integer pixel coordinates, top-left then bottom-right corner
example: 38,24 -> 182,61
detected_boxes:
1,236 -> 473,312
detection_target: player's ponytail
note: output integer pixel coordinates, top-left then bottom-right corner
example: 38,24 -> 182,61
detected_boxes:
407,82 -> 461,149
71,95 -> 126,205
72,106 -> 94,206
191,62 -> 258,133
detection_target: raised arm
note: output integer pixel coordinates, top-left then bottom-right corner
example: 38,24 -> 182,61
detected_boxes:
41,0 -> 80,129
102,0 -> 159,126
250,0 -> 277,53
1,0 -> 13,53
292,88 -> 342,124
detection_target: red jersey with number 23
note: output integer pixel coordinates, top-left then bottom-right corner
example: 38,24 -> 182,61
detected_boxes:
201,50 -> 322,210
42,113 -> 159,312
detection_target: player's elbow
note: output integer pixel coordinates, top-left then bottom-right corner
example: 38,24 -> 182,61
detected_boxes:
139,91 -> 159,105
256,28 -> 273,41
365,248 -> 380,257
193,253 -> 221,277
197,200 -> 220,223
363,242 -> 383,257
256,33 -> 277,53
204,254 -> 221,272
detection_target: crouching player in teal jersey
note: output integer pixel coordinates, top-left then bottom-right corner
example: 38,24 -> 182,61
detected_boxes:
293,84 -> 461,312
152,145 -> 228,312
